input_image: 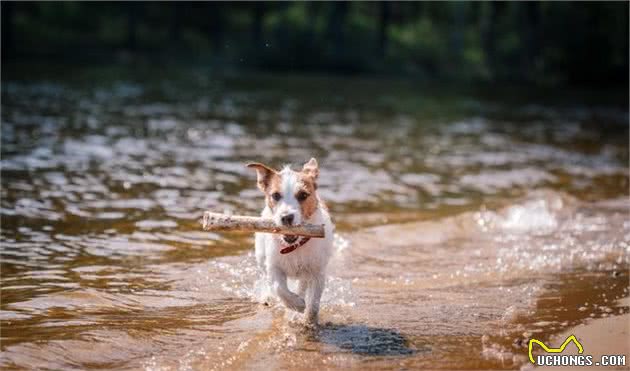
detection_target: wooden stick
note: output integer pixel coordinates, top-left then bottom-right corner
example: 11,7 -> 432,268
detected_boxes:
202,212 -> 325,238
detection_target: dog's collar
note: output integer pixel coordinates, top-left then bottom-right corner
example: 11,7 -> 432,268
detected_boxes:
279,237 -> 311,254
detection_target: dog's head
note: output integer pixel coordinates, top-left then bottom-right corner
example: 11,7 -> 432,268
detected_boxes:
247,158 -> 320,239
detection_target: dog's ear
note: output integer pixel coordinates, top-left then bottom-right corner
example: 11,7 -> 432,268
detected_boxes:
246,162 -> 277,192
302,157 -> 319,180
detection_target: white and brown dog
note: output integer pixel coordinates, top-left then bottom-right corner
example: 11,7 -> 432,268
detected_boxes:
247,158 -> 334,325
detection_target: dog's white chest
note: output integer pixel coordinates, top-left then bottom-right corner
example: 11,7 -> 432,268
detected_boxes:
257,207 -> 334,279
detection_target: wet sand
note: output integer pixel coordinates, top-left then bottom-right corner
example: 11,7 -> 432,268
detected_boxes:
536,302 -> 629,370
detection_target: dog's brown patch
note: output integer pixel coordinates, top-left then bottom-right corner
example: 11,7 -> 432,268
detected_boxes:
265,174 -> 283,210
297,172 -> 318,219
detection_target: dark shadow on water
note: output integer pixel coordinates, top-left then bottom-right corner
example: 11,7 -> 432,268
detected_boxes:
309,322 -> 423,356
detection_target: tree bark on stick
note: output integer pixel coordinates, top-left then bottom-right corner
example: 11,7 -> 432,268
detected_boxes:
202,212 -> 325,238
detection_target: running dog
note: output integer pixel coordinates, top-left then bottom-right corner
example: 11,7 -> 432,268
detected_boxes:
247,158 -> 334,325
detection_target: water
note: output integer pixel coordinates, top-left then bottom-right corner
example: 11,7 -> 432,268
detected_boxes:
1,68 -> 628,370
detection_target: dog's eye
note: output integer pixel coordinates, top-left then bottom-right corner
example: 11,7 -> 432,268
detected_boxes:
271,192 -> 282,201
296,191 -> 309,202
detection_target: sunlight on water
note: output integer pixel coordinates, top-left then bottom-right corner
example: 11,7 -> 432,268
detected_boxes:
1,72 -> 628,370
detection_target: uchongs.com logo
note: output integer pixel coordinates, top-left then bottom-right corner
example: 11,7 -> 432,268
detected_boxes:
528,335 -> 626,367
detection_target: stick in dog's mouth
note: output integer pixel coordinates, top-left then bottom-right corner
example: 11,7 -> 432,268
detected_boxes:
202,211 -> 326,238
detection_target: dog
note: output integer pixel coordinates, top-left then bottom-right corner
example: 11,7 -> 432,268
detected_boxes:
247,158 -> 334,325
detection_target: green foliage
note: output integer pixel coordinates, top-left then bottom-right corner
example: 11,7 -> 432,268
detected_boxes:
1,1 -> 627,87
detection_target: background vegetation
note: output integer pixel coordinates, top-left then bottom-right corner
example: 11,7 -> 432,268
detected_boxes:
2,1 -> 628,87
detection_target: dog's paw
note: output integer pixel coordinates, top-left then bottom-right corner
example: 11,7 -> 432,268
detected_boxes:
304,309 -> 319,326
303,319 -> 319,330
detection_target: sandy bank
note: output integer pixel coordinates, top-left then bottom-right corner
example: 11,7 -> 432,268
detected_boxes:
533,298 -> 629,370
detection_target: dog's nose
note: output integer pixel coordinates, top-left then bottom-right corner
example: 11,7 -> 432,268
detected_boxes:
281,214 -> 295,226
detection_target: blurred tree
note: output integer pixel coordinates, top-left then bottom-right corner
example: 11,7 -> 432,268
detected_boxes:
378,1 -> 390,58
1,1 -> 15,58
481,2 -> 505,81
303,2 -> 319,55
449,2 -> 466,73
203,2 -> 224,55
1,1 -> 626,87
520,2 -> 541,80
327,2 -> 349,65
170,2 -> 181,45
251,2 -> 266,51
126,3 -> 140,50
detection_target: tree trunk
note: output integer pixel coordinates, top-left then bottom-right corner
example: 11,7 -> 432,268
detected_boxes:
482,2 -> 505,80
378,1 -> 390,58
304,2 -> 318,53
207,2 -> 224,54
251,2 -> 265,50
126,3 -> 139,50
521,2 -> 541,80
170,3 -> 181,44
1,1 -> 15,58
449,2 -> 466,66
327,2 -> 349,63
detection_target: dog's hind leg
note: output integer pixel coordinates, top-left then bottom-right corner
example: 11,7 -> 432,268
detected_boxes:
305,274 -> 325,325
270,268 -> 305,313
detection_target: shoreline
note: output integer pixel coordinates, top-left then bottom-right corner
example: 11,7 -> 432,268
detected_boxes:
534,298 -> 630,371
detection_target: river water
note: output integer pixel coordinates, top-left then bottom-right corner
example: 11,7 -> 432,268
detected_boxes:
1,69 -> 628,370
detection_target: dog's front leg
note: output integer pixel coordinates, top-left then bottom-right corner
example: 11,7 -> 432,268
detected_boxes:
254,232 -> 267,273
304,274 -> 326,324
270,268 -> 305,313
297,279 -> 308,299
